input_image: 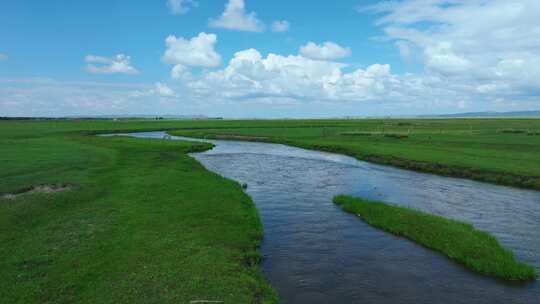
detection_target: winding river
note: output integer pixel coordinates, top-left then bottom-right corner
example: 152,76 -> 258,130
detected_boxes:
124,132 -> 540,304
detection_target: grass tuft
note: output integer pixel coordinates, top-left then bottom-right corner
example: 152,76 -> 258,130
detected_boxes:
333,195 -> 537,281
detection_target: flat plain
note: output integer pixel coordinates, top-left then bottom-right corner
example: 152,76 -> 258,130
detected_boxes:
1,118 -> 539,303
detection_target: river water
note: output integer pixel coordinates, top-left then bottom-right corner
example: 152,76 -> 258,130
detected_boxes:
124,132 -> 540,304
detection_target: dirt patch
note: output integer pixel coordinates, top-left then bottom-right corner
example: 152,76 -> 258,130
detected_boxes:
1,184 -> 71,200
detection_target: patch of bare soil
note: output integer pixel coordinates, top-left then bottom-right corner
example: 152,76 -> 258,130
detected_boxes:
1,184 -> 71,200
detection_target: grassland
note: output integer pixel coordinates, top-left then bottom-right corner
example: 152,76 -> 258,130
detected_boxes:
167,118 -> 540,190
333,195 -> 537,281
0,123 -> 277,303
2,117 -> 540,302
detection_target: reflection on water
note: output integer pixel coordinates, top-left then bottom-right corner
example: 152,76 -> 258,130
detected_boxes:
126,132 -> 540,304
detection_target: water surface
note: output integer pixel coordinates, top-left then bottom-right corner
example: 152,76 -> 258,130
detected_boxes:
125,132 -> 540,304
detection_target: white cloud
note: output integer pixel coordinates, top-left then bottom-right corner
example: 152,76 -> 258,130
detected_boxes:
209,0 -> 264,32
0,78 -> 205,117
424,42 -> 471,76
85,54 -> 139,75
176,45 -> 540,114
0,78 -> 149,116
299,42 -> 352,60
171,64 -> 192,80
362,0 -> 540,96
162,32 -> 221,70
186,48 -> 401,103
153,82 -> 176,97
6,1 -> 540,117
167,0 -> 197,15
0,53 -> 7,61
128,82 -> 177,99
272,20 -> 290,32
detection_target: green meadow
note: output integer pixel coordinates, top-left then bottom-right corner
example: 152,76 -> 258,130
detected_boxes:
333,195 -> 537,281
1,118 -> 539,302
0,121 -> 277,303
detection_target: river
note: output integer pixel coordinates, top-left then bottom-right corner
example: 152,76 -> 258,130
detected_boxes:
123,131 -> 540,304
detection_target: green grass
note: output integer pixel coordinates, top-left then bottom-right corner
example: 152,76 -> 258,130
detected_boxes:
167,118 -> 540,190
2,118 -> 540,301
333,195 -> 537,281
1,128 -> 277,303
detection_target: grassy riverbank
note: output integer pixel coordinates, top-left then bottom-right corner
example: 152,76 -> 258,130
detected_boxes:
5,118 -> 540,192
0,125 -> 277,303
333,195 -> 537,281
168,118 -> 540,190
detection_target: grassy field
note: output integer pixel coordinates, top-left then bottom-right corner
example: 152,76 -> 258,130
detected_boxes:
2,118 -> 540,302
333,195 -> 537,281
0,123 -> 277,303
168,118 -> 540,190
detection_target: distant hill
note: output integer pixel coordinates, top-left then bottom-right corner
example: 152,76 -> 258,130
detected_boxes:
427,110 -> 540,118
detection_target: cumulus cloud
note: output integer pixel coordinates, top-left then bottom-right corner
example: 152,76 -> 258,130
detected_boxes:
362,0 -> 540,96
85,54 -> 139,75
192,49 -> 346,99
162,32 -> 221,79
299,42 -> 352,60
173,44 -> 540,114
186,48 -> 403,104
0,53 -> 7,61
162,32 -> 221,68
209,0 -> 264,32
272,20 -> 290,32
167,0 -> 197,15
171,64 -> 192,80
153,82 -> 176,97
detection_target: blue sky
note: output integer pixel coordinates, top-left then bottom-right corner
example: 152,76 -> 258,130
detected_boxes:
1,0 -> 539,117
1,1 -> 406,80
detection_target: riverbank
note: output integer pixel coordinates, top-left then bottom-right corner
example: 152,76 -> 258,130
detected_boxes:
290,141 -> 540,191
167,119 -> 540,191
333,195 -> 537,281
0,129 -> 277,303
5,118 -> 540,192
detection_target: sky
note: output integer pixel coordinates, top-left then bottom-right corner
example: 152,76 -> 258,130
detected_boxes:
1,0 -> 540,118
